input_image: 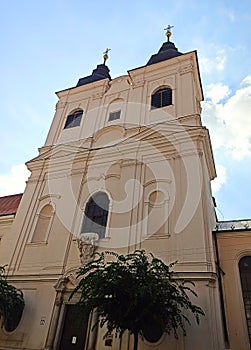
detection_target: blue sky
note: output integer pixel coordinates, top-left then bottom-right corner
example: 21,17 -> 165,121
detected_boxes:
0,0 -> 250,220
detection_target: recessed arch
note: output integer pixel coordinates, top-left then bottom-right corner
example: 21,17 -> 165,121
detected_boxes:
107,98 -> 125,122
31,204 -> 55,243
93,125 -> 126,147
148,189 -> 169,207
143,187 -> 170,238
109,97 -> 124,105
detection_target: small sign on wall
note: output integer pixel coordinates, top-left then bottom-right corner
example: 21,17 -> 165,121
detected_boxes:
72,336 -> 77,344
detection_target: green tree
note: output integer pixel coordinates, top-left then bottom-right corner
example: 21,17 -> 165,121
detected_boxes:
0,266 -> 25,332
71,250 -> 204,350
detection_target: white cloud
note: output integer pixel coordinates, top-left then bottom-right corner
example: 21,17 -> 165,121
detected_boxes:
202,75 -> 251,159
200,48 -> 227,75
0,164 -> 30,196
242,75 -> 251,86
211,164 -> 227,193
205,83 -> 231,104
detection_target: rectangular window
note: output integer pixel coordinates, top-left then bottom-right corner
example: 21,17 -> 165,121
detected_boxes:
108,110 -> 121,121
64,111 -> 83,129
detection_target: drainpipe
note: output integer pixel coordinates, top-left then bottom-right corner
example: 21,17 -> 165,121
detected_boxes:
213,230 -> 230,348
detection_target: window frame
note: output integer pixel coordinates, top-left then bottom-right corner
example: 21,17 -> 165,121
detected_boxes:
64,109 -> 83,129
108,110 -> 121,122
151,87 -> 172,109
81,192 -> 110,240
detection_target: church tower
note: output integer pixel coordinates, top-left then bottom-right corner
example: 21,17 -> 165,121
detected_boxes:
2,29 -> 225,350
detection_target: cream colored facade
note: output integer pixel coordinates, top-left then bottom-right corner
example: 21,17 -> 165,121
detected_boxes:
0,38 -> 247,349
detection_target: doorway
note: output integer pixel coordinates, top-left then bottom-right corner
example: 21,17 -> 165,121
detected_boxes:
59,304 -> 89,350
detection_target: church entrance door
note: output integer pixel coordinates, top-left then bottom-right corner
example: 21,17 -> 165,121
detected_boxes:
59,304 -> 89,350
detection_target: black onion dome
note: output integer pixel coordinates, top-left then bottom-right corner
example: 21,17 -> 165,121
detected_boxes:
76,63 -> 111,87
147,41 -> 183,66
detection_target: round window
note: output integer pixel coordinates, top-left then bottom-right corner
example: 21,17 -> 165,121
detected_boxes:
142,322 -> 163,343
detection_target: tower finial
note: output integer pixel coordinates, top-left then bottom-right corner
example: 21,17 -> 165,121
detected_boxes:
164,25 -> 174,42
103,48 -> 111,64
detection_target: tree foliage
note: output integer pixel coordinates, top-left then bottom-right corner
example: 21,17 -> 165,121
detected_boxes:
0,266 -> 25,332
71,250 -> 204,348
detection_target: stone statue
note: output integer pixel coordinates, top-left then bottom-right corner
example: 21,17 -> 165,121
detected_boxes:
77,233 -> 99,265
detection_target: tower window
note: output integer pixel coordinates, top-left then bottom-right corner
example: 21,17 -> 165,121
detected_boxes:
81,192 -> 110,239
64,110 -> 83,129
151,88 -> 172,109
109,110 -> 121,121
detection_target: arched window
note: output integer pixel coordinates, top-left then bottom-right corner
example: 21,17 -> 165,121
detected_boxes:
32,204 -> 54,242
81,192 -> 110,239
151,87 -> 172,109
239,256 -> 251,345
64,109 -> 83,129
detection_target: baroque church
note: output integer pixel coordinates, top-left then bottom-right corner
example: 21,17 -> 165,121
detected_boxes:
0,29 -> 251,350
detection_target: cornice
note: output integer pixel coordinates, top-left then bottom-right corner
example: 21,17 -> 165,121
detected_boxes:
56,78 -> 110,98
0,215 -> 15,225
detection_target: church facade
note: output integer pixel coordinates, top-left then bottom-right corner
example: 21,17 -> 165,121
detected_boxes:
0,33 -> 250,350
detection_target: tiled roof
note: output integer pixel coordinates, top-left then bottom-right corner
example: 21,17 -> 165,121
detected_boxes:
0,193 -> 23,216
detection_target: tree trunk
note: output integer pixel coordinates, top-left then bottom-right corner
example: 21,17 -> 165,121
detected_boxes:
133,332 -> 138,350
